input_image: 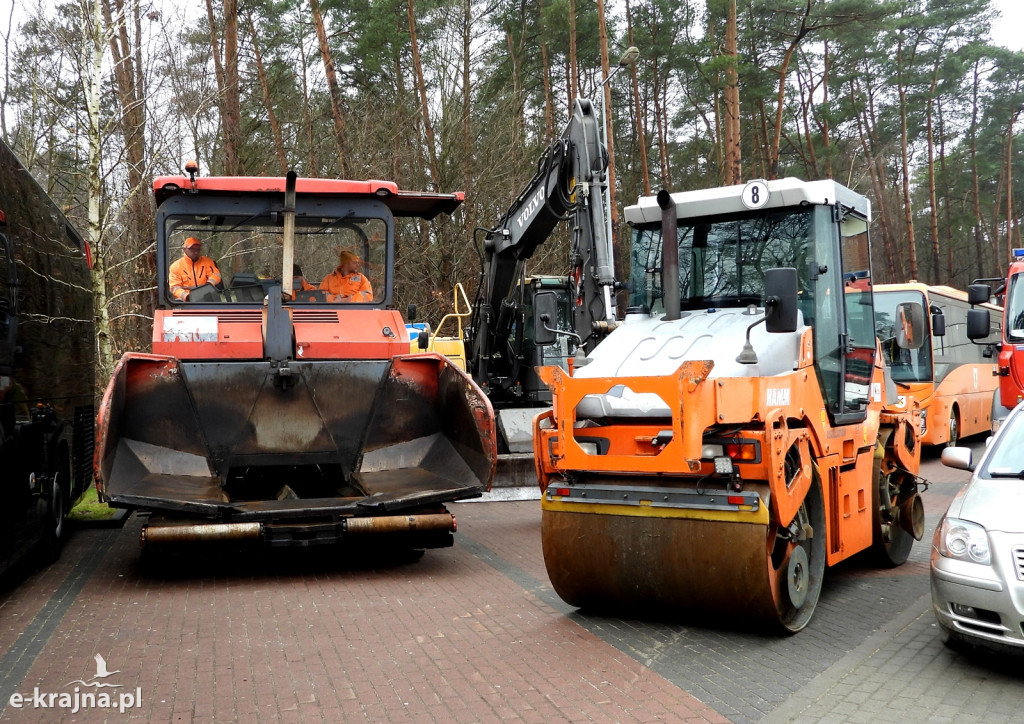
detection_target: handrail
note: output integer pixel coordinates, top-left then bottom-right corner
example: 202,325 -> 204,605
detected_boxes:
429,283 -> 472,343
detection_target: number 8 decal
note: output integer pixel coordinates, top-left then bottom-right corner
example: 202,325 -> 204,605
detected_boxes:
741,179 -> 770,210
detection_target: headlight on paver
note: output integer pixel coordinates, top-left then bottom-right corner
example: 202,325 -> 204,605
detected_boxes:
938,517 -> 991,565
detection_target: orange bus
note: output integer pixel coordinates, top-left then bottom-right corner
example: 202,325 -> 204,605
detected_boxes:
874,283 -> 1001,446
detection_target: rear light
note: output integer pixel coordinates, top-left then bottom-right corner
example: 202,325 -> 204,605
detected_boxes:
555,487 -> 571,497
727,495 -> 746,505
725,441 -> 757,461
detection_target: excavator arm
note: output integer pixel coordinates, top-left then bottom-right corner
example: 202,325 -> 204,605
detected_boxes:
468,98 -> 615,401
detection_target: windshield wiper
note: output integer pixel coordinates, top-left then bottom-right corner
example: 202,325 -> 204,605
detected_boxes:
987,469 -> 1024,478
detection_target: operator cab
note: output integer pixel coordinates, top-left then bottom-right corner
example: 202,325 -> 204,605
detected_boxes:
159,204 -> 388,307
621,178 -> 893,425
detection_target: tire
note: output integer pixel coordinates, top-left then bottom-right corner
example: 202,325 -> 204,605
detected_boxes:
36,474 -> 66,564
870,429 -> 914,567
946,407 -> 959,448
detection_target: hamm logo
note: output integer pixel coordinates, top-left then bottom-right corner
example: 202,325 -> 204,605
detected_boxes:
766,388 -> 791,407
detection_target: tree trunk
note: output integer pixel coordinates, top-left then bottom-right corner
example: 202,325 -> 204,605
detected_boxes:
969,59 -> 997,273
654,58 -> 671,189
1006,111 -> 1020,260
246,13 -> 288,175
821,42 -> 831,179
101,0 -> 155,328
896,41 -> 918,280
724,0 -> 741,185
852,78 -> 897,282
221,0 -> 241,175
625,0 -> 650,196
568,0 -> 577,107
204,0 -> 241,175
407,0 -> 439,184
596,0 -> 620,263
540,9 -> 554,143
84,0 -> 116,383
461,0 -> 473,235
767,0 -> 812,180
309,0 -> 349,177
925,94 -> 940,283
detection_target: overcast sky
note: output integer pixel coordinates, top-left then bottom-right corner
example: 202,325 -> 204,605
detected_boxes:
989,0 -> 1023,51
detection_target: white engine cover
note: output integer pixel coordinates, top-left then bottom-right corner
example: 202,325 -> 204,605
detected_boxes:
574,307 -> 805,418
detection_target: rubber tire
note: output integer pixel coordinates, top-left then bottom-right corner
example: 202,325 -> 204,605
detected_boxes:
870,475 -> 914,567
36,476 -> 65,565
946,407 -> 959,448
773,476 -> 827,634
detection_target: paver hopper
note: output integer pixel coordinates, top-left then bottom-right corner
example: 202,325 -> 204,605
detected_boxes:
95,171 -> 495,549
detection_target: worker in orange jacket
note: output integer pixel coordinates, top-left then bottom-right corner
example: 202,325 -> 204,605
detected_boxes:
292,264 -> 316,292
169,237 -> 222,301
320,249 -> 373,302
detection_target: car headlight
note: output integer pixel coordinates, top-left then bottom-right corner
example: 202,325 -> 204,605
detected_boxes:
937,517 -> 991,565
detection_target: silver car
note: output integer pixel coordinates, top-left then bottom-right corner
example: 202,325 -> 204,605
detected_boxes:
934,404 -> 1024,654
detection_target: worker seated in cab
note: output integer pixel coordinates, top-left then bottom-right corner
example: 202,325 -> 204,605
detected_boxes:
289,264 -> 326,303
169,236 -> 222,301
292,264 -> 316,291
320,249 -> 373,302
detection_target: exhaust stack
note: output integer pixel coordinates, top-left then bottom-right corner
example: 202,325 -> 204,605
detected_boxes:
657,189 -> 680,321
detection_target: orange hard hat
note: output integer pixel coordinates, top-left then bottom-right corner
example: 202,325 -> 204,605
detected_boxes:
338,249 -> 359,266
184,237 -> 202,248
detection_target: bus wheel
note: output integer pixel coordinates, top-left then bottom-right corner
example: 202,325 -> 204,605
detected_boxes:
946,407 -> 960,448
37,474 -> 66,564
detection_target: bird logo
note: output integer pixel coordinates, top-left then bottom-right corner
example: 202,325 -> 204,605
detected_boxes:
64,654 -> 123,689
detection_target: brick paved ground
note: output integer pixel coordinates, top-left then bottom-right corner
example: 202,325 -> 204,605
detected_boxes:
0,444 -> 1021,723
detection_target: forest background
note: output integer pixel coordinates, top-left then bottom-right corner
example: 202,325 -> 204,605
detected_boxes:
1,0 -> 1023,388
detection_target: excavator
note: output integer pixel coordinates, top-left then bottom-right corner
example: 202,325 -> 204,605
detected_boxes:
95,170 -> 496,552
461,98 -> 617,458
533,177 -> 926,632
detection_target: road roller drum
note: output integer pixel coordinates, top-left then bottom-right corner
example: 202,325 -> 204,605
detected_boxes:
541,476 -> 827,633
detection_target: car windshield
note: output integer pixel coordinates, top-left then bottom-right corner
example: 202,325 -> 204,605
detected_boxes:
164,212 -> 387,304
981,413 -> 1024,477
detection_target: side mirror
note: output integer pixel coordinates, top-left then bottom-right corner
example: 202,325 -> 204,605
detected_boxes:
967,308 -> 991,341
533,291 -> 558,346
895,301 -> 926,350
407,303 -> 417,322
940,446 -> 974,472
931,311 -> 945,337
417,330 -> 429,350
764,267 -> 798,333
967,284 -> 990,306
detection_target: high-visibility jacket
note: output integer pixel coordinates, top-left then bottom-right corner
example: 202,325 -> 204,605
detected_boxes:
319,268 -> 373,302
169,255 -> 222,300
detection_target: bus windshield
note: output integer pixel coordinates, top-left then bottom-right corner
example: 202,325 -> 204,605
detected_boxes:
874,289 -> 932,383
